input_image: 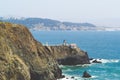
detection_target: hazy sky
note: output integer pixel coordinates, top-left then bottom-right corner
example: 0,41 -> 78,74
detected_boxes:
0,0 -> 120,27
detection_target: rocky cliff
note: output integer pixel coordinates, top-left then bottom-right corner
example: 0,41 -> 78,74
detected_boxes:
0,22 -> 90,80
0,22 -> 62,80
45,46 -> 90,65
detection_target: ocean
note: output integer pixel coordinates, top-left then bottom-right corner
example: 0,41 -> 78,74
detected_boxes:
31,30 -> 120,80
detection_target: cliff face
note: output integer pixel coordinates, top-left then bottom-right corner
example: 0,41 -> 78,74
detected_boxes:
0,22 -> 62,80
45,46 -> 90,65
0,22 -> 90,80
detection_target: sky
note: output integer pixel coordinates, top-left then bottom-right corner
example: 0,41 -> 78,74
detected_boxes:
0,0 -> 120,27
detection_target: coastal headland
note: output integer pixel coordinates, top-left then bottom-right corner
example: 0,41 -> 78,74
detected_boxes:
0,22 -> 90,80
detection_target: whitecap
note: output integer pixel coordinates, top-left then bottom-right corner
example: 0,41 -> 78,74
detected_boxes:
59,65 -> 65,68
57,73 -> 98,80
76,64 -> 92,67
98,59 -> 120,63
91,75 -> 98,78
90,58 -> 120,64
57,74 -> 75,80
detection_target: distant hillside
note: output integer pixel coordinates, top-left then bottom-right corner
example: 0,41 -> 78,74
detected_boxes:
0,17 -> 96,30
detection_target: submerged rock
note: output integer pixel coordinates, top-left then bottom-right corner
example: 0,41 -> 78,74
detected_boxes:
61,75 -> 65,78
71,76 -> 75,78
82,71 -> 91,78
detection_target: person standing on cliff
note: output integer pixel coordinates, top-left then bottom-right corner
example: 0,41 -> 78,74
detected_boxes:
63,40 -> 67,46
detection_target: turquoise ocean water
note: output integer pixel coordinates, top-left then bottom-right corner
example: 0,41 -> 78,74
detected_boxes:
31,30 -> 120,80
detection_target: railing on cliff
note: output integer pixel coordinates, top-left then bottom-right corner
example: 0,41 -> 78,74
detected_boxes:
43,42 -> 77,49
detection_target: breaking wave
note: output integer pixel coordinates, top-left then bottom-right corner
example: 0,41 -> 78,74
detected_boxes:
90,59 -> 120,64
57,74 -> 98,80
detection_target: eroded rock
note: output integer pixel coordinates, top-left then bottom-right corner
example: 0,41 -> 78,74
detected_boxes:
82,71 -> 91,78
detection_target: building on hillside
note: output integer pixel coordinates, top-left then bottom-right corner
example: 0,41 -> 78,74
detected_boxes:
69,43 -> 77,48
63,40 -> 67,46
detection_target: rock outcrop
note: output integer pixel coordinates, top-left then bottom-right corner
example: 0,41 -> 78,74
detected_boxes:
92,59 -> 102,63
0,22 -> 62,80
0,22 -> 90,80
82,71 -> 91,78
45,46 -> 90,65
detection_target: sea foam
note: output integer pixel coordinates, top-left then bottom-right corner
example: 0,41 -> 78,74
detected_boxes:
57,75 -> 98,80
90,59 -> 120,64
97,59 -> 119,63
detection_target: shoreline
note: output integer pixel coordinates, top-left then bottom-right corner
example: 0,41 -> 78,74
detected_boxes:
58,58 -> 120,80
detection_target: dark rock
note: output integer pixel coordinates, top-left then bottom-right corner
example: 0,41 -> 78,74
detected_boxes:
66,78 -> 69,79
71,76 -> 74,78
57,55 -> 89,65
92,60 -> 102,63
82,71 -> 91,78
47,46 -> 90,65
61,75 -> 65,78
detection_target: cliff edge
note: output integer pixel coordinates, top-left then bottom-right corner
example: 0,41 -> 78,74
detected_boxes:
45,45 -> 90,65
0,22 -> 90,80
0,22 -> 62,80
